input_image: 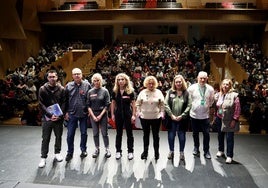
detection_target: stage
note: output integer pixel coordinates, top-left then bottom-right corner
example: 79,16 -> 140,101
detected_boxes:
0,125 -> 267,188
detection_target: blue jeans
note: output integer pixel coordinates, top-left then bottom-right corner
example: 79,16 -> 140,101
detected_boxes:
168,120 -> 186,152
215,116 -> 234,158
191,117 -> 210,153
66,114 -> 88,154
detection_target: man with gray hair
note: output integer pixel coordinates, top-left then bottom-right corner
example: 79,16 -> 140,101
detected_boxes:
187,71 -> 214,159
65,68 -> 91,162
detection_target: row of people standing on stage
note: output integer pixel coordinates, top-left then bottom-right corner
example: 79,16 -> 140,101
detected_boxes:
38,68 -> 241,168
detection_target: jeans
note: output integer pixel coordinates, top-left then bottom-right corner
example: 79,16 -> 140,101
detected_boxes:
168,120 -> 186,152
66,114 -> 88,154
41,120 -> 63,158
215,116 -> 234,158
191,117 -> 210,153
90,112 -> 109,148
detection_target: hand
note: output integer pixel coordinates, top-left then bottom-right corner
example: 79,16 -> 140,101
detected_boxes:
230,120 -> 236,128
176,115 -> 182,121
51,115 -> 59,122
131,115 -> 135,123
161,112 -> 165,119
65,113 -> 69,121
136,112 -> 142,118
111,114 -> 115,121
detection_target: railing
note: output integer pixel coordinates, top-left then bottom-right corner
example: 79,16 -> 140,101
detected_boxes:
205,44 -> 227,51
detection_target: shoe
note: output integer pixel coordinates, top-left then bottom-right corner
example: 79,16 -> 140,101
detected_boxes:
105,148 -> 111,158
155,152 -> 159,160
55,153 -> 63,162
65,153 -> 73,162
204,151 -> 211,159
180,152 -> 185,161
128,153 -> 134,160
226,157 -> 232,164
167,151 -> 174,160
216,151 -> 224,158
115,152 -> 122,160
92,148 -> 99,158
80,151 -> 88,158
192,148 -> 200,156
38,158 -> 46,168
141,152 -> 148,160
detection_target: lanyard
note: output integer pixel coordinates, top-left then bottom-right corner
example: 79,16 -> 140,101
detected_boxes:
198,85 -> 206,100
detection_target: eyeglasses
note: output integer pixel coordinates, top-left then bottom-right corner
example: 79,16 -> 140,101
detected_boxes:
73,73 -> 81,75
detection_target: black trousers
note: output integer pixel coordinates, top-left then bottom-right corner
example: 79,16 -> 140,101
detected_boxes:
140,118 -> 161,154
115,114 -> 134,153
41,120 -> 63,158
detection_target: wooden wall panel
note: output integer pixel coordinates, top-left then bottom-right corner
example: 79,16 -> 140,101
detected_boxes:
22,0 -> 41,31
0,0 -> 26,39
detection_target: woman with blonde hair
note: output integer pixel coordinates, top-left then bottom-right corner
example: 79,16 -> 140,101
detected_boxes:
88,73 -> 111,158
136,75 -> 165,160
111,73 -> 136,160
214,78 -> 241,164
165,75 -> 191,162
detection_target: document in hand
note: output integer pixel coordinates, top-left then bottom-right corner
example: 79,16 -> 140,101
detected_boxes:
45,103 -> 63,120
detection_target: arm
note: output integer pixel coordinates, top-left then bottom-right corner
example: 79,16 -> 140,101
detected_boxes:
164,90 -> 173,117
110,99 -> 116,121
131,99 -> 136,122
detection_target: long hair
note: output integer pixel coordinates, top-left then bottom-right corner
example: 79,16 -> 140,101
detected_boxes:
171,74 -> 187,91
220,78 -> 235,94
113,73 -> 134,96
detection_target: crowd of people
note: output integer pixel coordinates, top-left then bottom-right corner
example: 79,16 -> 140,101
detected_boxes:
0,39 -> 267,134
0,37 -> 267,168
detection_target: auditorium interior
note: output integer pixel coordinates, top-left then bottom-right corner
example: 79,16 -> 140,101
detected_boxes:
0,0 -> 268,188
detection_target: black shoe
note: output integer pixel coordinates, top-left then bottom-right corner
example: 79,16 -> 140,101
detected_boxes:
204,151 -> 211,159
155,153 -> 159,160
167,151 -> 174,160
192,148 -> 200,156
80,151 -> 88,158
65,153 -> 73,162
141,152 -> 148,160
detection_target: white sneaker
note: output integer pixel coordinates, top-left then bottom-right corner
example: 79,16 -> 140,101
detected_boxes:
115,152 -> 121,160
38,158 -> 46,168
226,157 -> 232,164
216,151 -> 224,158
55,153 -> 63,162
128,153 -> 134,160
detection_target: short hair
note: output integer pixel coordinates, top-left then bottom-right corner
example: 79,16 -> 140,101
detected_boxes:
91,73 -> 103,87
47,69 -> 58,75
143,75 -> 158,89
171,75 -> 187,91
197,71 -> 208,78
72,68 -> 82,75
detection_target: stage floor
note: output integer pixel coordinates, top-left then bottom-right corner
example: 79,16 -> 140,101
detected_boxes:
0,125 -> 267,188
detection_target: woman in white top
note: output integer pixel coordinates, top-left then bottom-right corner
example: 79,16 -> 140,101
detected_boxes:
136,75 -> 165,160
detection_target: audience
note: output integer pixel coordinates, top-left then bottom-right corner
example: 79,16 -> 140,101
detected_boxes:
0,39 -> 267,134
